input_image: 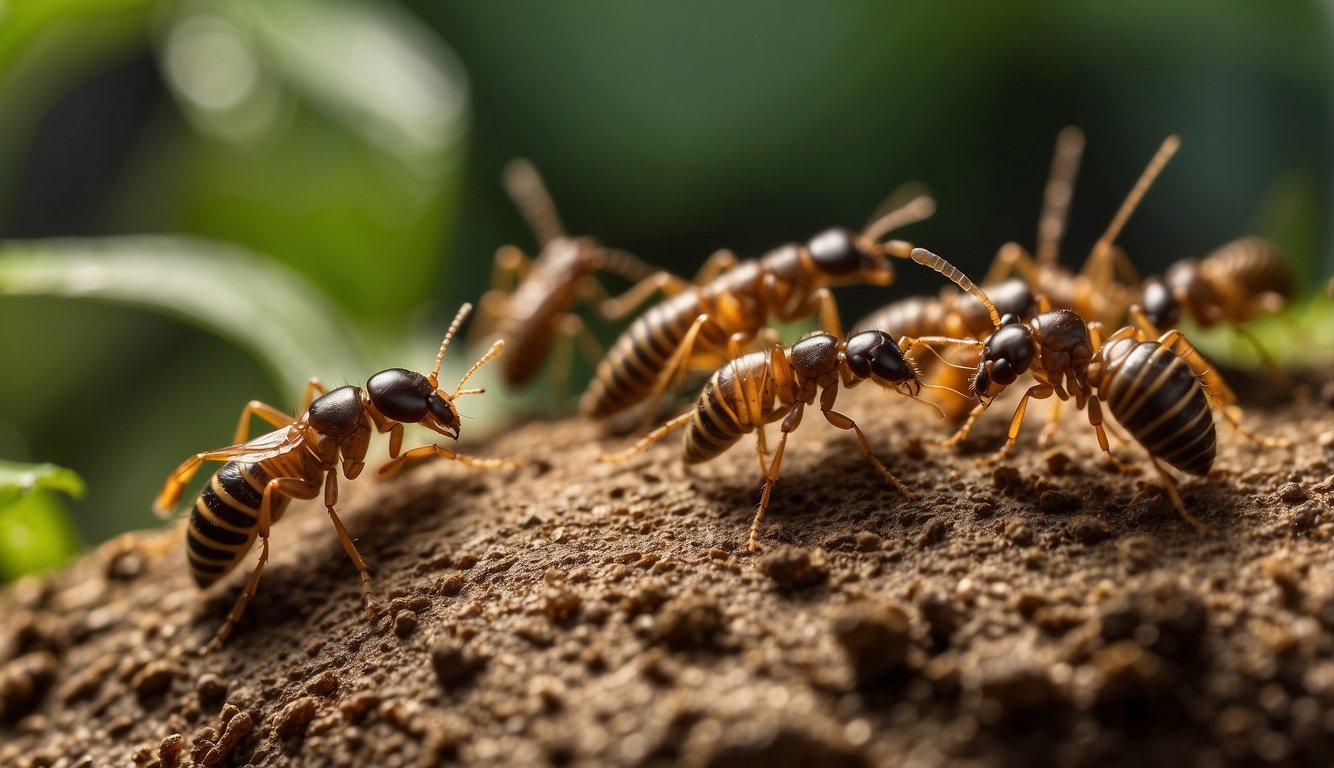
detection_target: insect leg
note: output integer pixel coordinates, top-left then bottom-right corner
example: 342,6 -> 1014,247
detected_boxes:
982,242 -> 1043,287
637,313 -> 717,431
232,402 -> 297,444
822,407 -> 914,500
1147,455 -> 1210,533
201,475 -> 319,655
154,444 -> 278,518
599,271 -> 692,321
321,469 -> 375,619
981,383 -> 1056,464
598,411 -> 693,463
751,401 -> 805,552
503,159 -> 566,245
377,444 -> 521,477
1084,395 -> 1136,472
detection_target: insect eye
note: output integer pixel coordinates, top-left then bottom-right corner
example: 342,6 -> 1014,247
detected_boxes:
842,331 -> 880,378
428,394 -> 459,434
869,342 -> 911,382
991,358 -> 1017,386
807,228 -> 866,274
367,368 -> 431,423
999,313 -> 1021,327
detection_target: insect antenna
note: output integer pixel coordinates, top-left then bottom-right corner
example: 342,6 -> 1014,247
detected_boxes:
503,158 -> 566,245
908,248 -> 1002,330
451,340 -> 505,400
429,302 -> 474,388
1036,125 -> 1085,267
863,190 -> 936,242
1084,135 -> 1180,285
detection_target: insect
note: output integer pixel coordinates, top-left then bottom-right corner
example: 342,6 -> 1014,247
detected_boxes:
154,303 -> 519,654
982,128 -> 1180,326
599,328 -> 938,552
901,248 -> 1286,530
1139,236 -> 1291,371
471,159 -> 662,390
579,187 -> 937,422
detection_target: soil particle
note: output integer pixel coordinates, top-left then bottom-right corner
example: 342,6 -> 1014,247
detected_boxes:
1276,481 -> 1310,505
652,594 -> 724,650
1067,514 -> 1111,544
831,602 -> 911,688
196,673 -> 228,705
0,651 -> 58,722
131,660 -> 177,700
392,609 -> 419,638
157,733 -> 184,768
430,640 -> 485,689
757,547 -> 829,590
1038,488 -> 1081,514
274,696 -> 317,741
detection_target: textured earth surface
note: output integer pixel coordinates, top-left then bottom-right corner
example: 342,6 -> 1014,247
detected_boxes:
2,368 -> 1334,768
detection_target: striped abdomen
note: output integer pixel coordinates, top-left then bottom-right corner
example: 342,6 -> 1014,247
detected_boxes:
497,241 -> 587,386
581,291 -> 714,418
683,351 -> 774,464
1202,237 -> 1291,298
188,461 -> 289,588
853,296 -> 946,339
1100,340 -> 1215,476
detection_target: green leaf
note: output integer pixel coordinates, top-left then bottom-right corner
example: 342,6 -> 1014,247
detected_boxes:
0,461 -> 86,509
0,489 -> 83,581
0,236 -> 372,395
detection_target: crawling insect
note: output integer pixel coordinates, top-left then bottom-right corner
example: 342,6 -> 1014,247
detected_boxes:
579,186 -> 937,422
599,328 -> 938,551
471,159 -> 663,391
1140,236 -> 1291,372
903,248 -> 1286,530
155,303 -> 519,654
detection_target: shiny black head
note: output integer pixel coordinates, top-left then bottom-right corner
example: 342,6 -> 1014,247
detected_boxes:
807,228 -> 889,282
1141,277 -> 1180,329
973,322 -> 1034,398
989,279 -> 1039,322
367,368 -> 460,439
845,330 -> 919,394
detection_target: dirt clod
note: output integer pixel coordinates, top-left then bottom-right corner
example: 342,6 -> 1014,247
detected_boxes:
758,547 -> 829,590
157,733 -> 184,768
1276,481 -> 1310,505
274,697 -> 317,741
1038,488 -> 1080,514
430,640 -> 485,689
1068,514 -> 1110,544
131,661 -> 176,700
831,602 -> 911,688
392,609 -> 419,638
196,673 -> 228,705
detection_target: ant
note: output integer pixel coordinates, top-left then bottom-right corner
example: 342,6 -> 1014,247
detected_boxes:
579,186 -> 937,422
599,328 -> 937,552
154,303 -> 519,654
900,249 -> 1287,531
471,159 -> 662,392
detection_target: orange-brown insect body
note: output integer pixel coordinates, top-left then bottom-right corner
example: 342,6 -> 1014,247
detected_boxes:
581,227 -> 905,419
158,304 -> 516,653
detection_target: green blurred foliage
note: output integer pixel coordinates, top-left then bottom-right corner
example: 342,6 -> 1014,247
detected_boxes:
0,461 -> 84,578
0,0 -> 1330,573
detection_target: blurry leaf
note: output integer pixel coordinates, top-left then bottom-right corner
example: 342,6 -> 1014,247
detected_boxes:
0,489 -> 83,580
0,236 -> 371,395
0,461 -> 84,580
143,0 -> 471,326
0,460 -> 86,509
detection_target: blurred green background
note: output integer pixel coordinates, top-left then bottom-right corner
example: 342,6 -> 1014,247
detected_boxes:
1,0 -> 1331,575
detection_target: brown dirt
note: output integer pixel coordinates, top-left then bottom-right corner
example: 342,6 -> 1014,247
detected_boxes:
3,369 -> 1334,768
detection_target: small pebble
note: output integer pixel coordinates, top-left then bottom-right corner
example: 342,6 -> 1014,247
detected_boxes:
1276,482 -> 1310,505
274,697 -> 317,740
393,610 -> 419,638
1069,515 -> 1111,544
757,547 -> 829,591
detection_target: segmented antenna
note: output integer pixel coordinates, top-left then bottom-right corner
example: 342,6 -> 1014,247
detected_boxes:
863,190 -> 937,242
503,158 -> 566,246
430,302 -> 473,386
1036,126 -> 1085,267
909,248 -> 1002,330
1090,135 -> 1180,258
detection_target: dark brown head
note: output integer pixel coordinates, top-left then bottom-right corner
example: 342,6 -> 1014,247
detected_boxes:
807,228 -> 893,286
1140,276 -> 1181,329
844,330 -> 920,396
972,315 -> 1034,400
366,368 -> 460,439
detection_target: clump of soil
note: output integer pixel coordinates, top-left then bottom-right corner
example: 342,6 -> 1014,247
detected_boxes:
3,371 -> 1334,767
